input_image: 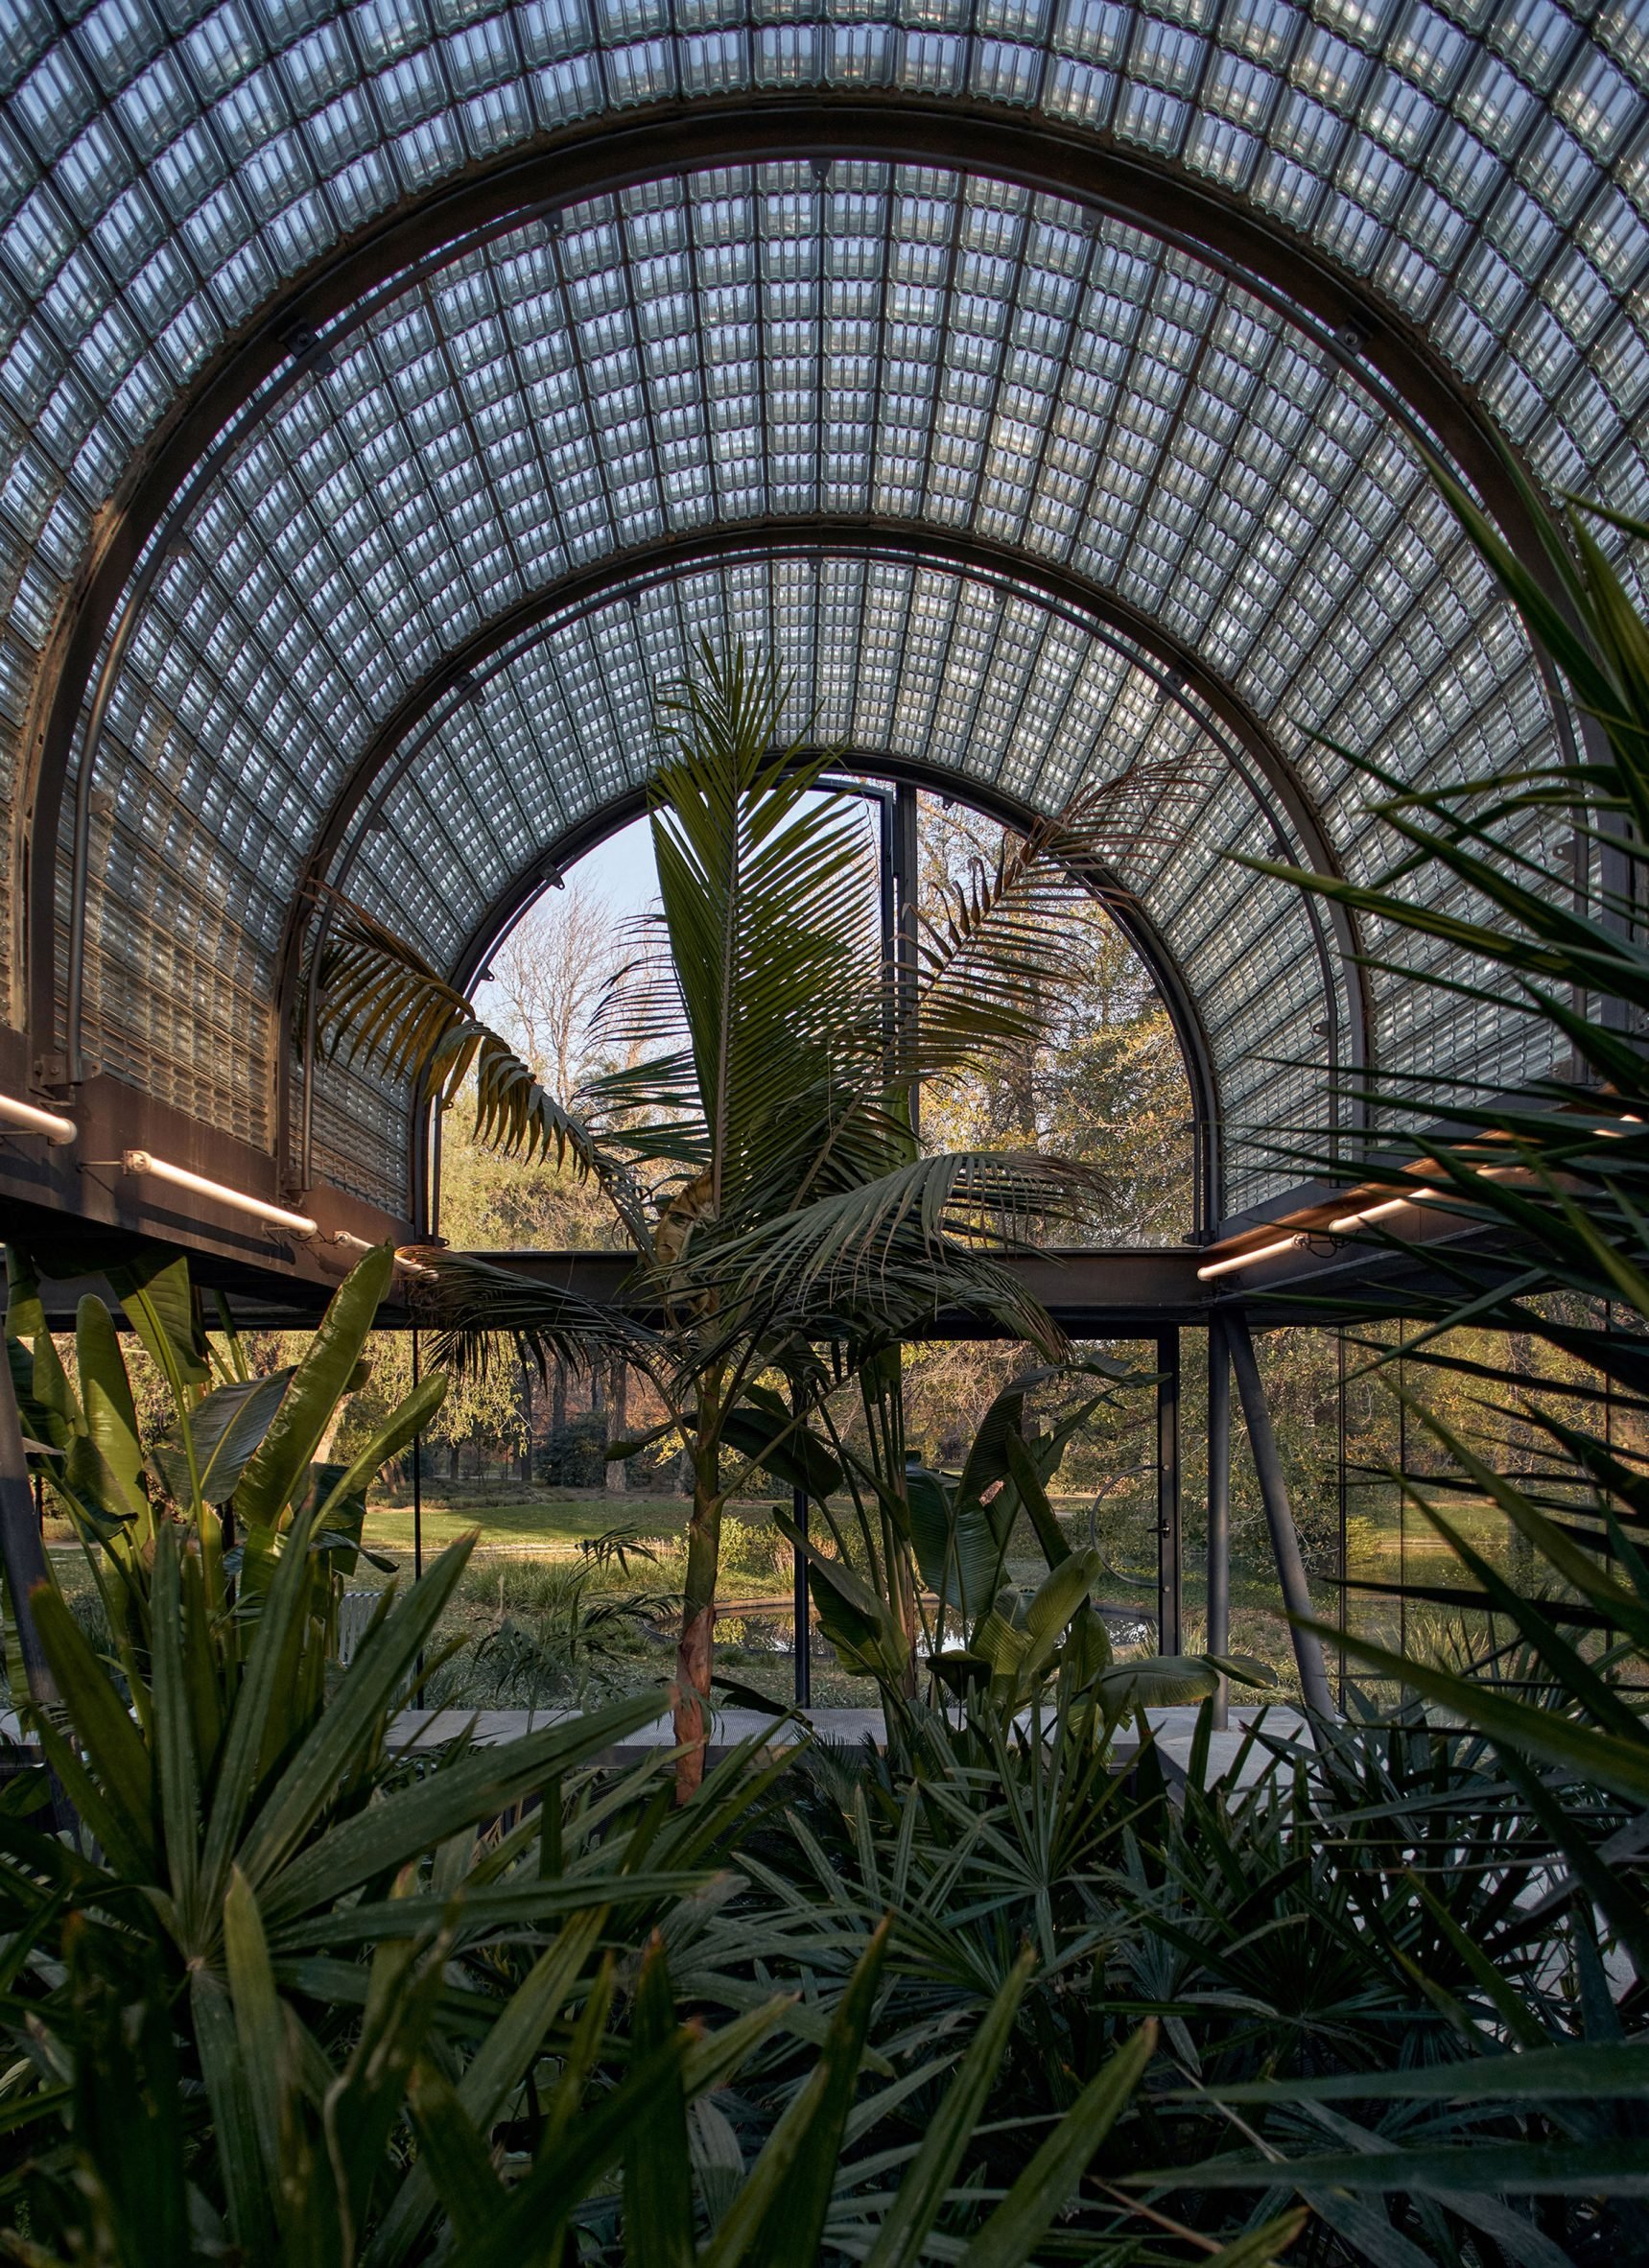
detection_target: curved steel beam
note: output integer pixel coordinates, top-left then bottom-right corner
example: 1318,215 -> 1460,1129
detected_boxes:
20,94 -> 1578,1053
420,758 -> 1227,1236
271,523 -> 1368,1194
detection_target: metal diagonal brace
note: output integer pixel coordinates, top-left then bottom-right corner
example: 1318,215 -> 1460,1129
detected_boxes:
1225,1311 -> 1334,1718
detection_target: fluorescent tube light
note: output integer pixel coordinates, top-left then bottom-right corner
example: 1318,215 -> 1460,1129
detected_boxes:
0,1091 -> 76,1145
122,1149 -> 318,1237
1195,1234 -> 1307,1282
1328,1190 -> 1440,1233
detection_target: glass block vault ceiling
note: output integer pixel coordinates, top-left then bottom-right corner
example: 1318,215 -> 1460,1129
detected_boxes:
0,0 -> 1634,1226
311,548 -> 1341,1210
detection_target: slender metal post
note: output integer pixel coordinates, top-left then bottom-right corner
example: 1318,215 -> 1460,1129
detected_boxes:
791,1485 -> 811,1710
1336,1328 -> 1348,1708
1226,1311 -> 1334,1718
411,1324 -> 425,1703
892,780 -> 920,1140
0,1355 -> 59,1712
1206,1315 -> 1230,1730
1156,1328 -> 1181,1657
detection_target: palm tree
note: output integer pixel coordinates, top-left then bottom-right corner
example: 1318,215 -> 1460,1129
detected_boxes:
313,643 -> 1200,1793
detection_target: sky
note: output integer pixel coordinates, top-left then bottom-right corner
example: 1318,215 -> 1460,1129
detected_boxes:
563,812 -> 659,921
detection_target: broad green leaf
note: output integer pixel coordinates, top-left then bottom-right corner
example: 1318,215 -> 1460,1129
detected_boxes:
75,1296 -> 145,1520
108,1249 -> 209,1388
774,1510 -> 908,1682
5,1247 -> 45,1342
721,1384 -> 841,1500
185,1370 -> 294,1504
1001,1428 -> 1072,1572
233,1245 -> 392,1528
311,1373 -> 447,1532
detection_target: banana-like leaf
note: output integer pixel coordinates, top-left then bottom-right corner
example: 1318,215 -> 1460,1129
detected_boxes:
310,1372 -> 447,1533
233,1245 -> 390,1529
107,1249 -> 209,1390
74,1296 -> 145,1521
720,1383 -> 842,1501
1095,1655 -> 1272,1711
197,1369 -> 294,1503
774,1510 -> 909,1684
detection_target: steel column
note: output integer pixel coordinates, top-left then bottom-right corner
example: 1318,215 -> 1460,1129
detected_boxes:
893,779 -> 920,1139
1207,1313 -> 1231,1729
1226,1311 -> 1333,1718
791,1409 -> 812,1709
1156,1327 -> 1182,1658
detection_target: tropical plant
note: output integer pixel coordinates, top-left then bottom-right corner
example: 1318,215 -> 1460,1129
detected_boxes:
4,1241 -> 441,1713
732,1357 -> 1269,1738
0,1243 -> 1196,2265
313,642 -> 1204,1793
1141,460 -> 1649,2243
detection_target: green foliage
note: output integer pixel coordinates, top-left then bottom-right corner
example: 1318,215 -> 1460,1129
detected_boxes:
756,1360 -> 1269,1729
6,1244 -> 443,1707
1171,459 -> 1649,2244
314,639 -> 1202,1784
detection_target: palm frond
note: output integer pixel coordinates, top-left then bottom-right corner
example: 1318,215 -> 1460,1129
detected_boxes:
312,899 -> 654,1246
906,758 -> 1209,1089
402,1245 -> 661,1384
603,640 -> 884,1212
684,1147 -> 1104,1336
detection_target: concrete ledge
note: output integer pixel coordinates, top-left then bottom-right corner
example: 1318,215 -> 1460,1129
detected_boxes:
388,1700 -> 1311,1775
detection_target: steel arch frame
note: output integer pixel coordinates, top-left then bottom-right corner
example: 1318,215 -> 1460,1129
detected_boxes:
272,522 -> 1366,1207
16,94 -> 1583,1059
425,753 -> 1227,1236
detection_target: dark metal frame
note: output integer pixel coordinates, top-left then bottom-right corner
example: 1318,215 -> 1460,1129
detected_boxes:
1156,1327 -> 1182,1659
19,94 -> 1583,1089
1207,1313 -> 1231,1730
277,522 -> 1364,1232
418,753 -> 1224,1237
